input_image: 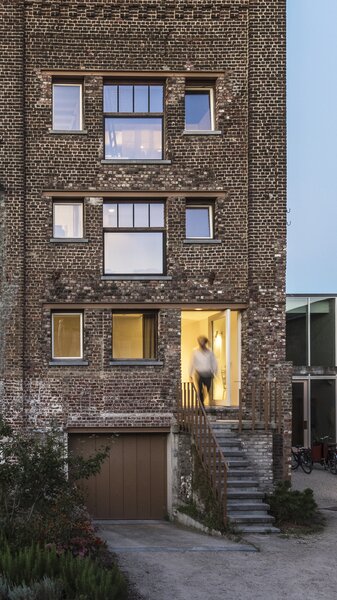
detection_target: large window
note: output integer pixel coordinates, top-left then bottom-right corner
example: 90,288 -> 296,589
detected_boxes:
104,83 -> 164,160
103,201 -> 165,275
185,87 -> 214,131
52,83 -> 83,131
286,298 -> 308,365
52,313 -> 83,360
53,202 -> 84,239
112,312 -> 157,360
186,204 -> 213,239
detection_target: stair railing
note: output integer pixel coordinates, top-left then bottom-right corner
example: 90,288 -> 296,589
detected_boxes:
177,382 -> 228,525
240,381 -> 283,434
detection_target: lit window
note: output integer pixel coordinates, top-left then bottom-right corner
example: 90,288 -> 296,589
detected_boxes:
185,88 -> 214,131
112,313 -> 157,360
103,201 -> 165,275
52,83 -> 83,131
52,313 -> 83,359
53,202 -> 84,238
186,205 -> 213,239
103,83 -> 164,159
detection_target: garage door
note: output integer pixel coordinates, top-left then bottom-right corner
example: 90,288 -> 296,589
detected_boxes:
69,433 -> 167,520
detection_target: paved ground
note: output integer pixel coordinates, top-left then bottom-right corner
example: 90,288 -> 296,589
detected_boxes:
97,468 -> 337,600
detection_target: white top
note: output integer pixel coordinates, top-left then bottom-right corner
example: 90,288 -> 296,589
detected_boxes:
189,348 -> 218,377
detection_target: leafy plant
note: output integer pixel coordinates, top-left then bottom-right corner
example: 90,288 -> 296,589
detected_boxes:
267,481 -> 318,526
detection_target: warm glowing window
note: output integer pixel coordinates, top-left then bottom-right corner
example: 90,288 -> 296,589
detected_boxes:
103,83 -> 164,159
185,87 -> 214,131
103,201 -> 165,275
52,313 -> 83,359
53,202 -> 84,238
112,313 -> 157,360
52,83 -> 83,131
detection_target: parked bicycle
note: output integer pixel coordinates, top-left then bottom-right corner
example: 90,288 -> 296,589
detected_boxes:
311,436 -> 337,474
291,446 -> 313,474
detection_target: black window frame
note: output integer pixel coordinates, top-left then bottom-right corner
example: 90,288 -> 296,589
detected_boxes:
111,310 -> 158,362
185,201 -> 214,240
52,78 -> 84,132
103,81 -> 165,160
103,199 -> 166,276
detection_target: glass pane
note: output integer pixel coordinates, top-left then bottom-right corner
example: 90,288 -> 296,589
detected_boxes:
150,85 -> 163,112
311,379 -> 336,443
134,203 -> 149,227
310,298 -> 335,367
53,203 -> 83,238
104,232 -> 163,274
134,86 -> 149,112
185,90 -> 212,130
103,203 -> 117,228
118,204 -> 133,227
286,298 -> 308,365
292,382 -> 304,446
186,207 -> 211,238
150,203 -> 164,227
119,85 -> 133,112
113,314 -> 143,359
53,84 -> 81,130
104,85 -> 117,112
105,117 -> 163,159
53,314 -> 81,358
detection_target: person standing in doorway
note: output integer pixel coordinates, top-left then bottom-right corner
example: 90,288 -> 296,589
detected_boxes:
189,336 -> 218,405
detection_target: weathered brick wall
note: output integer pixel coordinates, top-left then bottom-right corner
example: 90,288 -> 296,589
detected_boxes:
240,429 -> 274,491
0,0 -> 289,454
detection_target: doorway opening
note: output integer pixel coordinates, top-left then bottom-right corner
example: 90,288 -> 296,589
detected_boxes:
181,310 -> 241,407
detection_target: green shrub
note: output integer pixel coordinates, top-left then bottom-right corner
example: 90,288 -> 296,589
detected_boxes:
268,481 -> 318,526
0,543 -> 127,600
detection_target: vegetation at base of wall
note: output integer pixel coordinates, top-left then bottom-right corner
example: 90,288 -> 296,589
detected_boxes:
0,542 -> 127,600
267,481 -> 325,534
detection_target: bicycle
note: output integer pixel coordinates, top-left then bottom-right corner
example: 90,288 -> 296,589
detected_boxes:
291,446 -> 313,474
312,436 -> 337,474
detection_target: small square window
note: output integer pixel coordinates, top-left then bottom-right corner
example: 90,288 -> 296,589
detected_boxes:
185,88 -> 214,131
52,312 -> 83,359
112,312 -> 157,360
53,202 -> 84,238
186,205 -> 213,239
52,83 -> 83,131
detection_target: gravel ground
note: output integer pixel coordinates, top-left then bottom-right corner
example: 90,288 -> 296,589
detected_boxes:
102,469 -> 337,600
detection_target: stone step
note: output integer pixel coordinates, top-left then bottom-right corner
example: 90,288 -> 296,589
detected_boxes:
226,468 -> 256,478
227,490 -> 265,500
227,501 -> 270,512
203,449 -> 245,458
227,459 -> 249,468
228,512 -> 274,524
227,479 -> 259,488
236,525 -> 280,534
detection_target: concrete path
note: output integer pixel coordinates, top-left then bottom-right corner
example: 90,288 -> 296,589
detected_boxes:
97,470 -> 337,600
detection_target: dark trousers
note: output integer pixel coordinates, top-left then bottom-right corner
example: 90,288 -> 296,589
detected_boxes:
196,372 -> 212,405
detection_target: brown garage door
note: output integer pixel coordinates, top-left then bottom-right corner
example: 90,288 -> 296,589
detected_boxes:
69,433 -> 167,520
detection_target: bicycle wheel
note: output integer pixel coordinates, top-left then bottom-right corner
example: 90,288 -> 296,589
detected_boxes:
301,452 -> 313,474
329,456 -> 337,475
291,450 -> 299,470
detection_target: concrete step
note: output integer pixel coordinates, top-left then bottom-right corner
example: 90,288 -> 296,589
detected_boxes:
228,512 -> 274,524
227,459 -> 249,468
227,501 -> 270,512
213,438 -> 242,447
236,525 -> 280,534
226,468 -> 256,478
227,490 -> 265,500
203,449 -> 245,458
227,479 -> 259,488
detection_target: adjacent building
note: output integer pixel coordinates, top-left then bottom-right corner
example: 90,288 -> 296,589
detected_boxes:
0,0 -> 288,522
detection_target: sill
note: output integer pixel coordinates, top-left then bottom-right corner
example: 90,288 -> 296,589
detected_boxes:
109,360 -> 163,367
49,360 -> 89,366
183,239 -> 222,244
50,238 -> 89,243
101,159 -> 171,165
101,275 -> 172,281
183,130 -> 222,136
48,129 -> 88,134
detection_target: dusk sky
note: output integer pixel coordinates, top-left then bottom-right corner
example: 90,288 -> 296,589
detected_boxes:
287,0 -> 337,293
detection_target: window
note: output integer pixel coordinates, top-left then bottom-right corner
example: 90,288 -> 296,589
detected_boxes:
103,201 -> 165,275
185,87 -> 214,131
112,312 -> 157,360
103,83 -> 164,159
53,202 -> 84,238
52,83 -> 83,131
186,204 -> 213,239
52,313 -> 83,360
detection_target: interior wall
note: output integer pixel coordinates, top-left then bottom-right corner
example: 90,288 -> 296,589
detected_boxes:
181,315 -> 210,382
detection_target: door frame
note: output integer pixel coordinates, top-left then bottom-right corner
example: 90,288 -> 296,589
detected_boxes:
292,378 -> 309,447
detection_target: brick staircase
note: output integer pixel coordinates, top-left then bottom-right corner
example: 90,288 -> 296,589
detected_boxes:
210,421 -> 279,534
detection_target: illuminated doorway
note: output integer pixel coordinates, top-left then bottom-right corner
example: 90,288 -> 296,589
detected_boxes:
181,310 -> 241,407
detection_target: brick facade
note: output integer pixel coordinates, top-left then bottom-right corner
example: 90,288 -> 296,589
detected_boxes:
0,1 -> 289,478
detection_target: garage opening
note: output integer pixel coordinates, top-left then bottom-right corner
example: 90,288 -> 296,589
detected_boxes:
69,433 -> 167,520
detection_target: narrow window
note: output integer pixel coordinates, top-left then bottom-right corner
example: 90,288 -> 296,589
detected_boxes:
52,83 -> 83,131
186,204 -> 213,239
112,312 -> 157,360
103,201 -> 165,275
53,202 -> 84,238
185,87 -> 214,131
52,313 -> 83,359
103,83 -> 164,159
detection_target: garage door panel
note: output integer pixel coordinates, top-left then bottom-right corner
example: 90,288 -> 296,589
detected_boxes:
95,437 -> 110,519
109,437 -> 124,519
123,436 -> 138,519
136,435 -> 151,519
150,435 -> 167,519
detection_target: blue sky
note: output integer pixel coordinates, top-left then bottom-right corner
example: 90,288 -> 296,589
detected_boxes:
287,0 -> 337,293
